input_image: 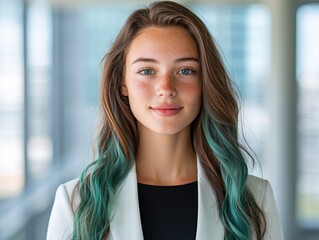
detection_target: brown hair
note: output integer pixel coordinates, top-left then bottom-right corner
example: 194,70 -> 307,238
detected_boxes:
74,1 -> 266,239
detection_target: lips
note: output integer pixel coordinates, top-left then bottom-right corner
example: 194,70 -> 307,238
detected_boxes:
150,104 -> 183,116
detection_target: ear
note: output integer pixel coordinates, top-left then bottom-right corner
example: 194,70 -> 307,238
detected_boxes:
120,84 -> 128,96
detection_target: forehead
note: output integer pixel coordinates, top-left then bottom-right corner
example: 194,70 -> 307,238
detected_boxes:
126,26 -> 199,60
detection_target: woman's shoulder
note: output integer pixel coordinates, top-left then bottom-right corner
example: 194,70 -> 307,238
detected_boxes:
246,175 -> 269,191
47,178 -> 80,240
246,176 -> 284,238
54,178 -> 81,206
246,175 -> 281,217
59,178 -> 80,195
246,175 -> 271,202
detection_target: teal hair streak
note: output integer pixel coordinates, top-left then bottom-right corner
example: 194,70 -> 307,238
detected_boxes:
71,73 -> 138,239
72,133 -> 134,240
202,111 -> 252,240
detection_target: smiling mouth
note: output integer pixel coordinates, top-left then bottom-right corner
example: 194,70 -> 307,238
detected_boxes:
150,106 -> 183,116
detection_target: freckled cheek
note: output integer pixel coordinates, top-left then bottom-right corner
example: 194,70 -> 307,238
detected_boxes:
127,82 -> 152,100
182,84 -> 202,104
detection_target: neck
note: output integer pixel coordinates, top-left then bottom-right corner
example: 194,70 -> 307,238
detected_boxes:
136,126 -> 197,186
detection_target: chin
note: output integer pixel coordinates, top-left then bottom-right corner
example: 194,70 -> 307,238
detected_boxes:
152,126 -> 189,136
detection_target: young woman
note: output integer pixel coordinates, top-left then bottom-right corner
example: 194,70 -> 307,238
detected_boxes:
47,1 -> 284,240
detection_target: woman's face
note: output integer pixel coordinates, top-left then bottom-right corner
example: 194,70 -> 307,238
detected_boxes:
123,26 -> 202,136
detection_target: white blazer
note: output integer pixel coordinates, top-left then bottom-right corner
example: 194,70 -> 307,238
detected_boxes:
47,158 -> 284,240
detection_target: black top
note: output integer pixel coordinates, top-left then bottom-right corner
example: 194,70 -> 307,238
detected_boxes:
137,181 -> 198,240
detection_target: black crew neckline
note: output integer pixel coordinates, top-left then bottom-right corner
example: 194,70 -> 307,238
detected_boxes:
137,181 -> 197,188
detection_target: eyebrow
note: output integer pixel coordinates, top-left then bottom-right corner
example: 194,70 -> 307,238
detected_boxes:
132,57 -> 199,64
175,57 -> 199,63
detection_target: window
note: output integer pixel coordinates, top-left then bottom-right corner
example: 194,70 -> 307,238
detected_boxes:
0,1 -> 53,203
0,0 -> 24,201
297,4 -> 319,221
26,3 -> 53,178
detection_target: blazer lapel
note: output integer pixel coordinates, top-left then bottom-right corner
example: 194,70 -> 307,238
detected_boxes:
109,163 -> 144,240
109,157 -> 224,240
196,158 -> 224,239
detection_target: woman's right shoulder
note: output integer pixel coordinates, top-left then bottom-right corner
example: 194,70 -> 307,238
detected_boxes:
47,179 -> 80,240
46,179 -> 81,240
54,178 -> 81,208
57,178 -> 80,196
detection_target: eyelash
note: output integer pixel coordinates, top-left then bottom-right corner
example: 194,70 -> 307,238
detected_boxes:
138,68 -> 196,76
139,69 -> 155,75
177,68 -> 196,75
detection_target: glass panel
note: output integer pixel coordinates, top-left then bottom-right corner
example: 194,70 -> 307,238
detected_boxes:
27,3 -> 53,178
0,0 -> 24,200
82,5 -> 135,105
297,4 -> 319,221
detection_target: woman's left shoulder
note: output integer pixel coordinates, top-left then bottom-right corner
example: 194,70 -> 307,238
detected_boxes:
246,175 -> 269,203
246,175 -> 275,209
246,175 -> 285,239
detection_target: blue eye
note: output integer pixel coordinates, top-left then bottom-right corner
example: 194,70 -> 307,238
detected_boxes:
179,68 -> 195,75
139,69 -> 154,75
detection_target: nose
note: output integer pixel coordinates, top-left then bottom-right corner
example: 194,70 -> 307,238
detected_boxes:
157,73 -> 177,97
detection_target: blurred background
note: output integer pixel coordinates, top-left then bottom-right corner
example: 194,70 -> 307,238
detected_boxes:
0,0 -> 318,239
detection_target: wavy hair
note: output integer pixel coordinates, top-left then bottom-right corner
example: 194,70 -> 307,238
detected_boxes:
72,1 -> 266,239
